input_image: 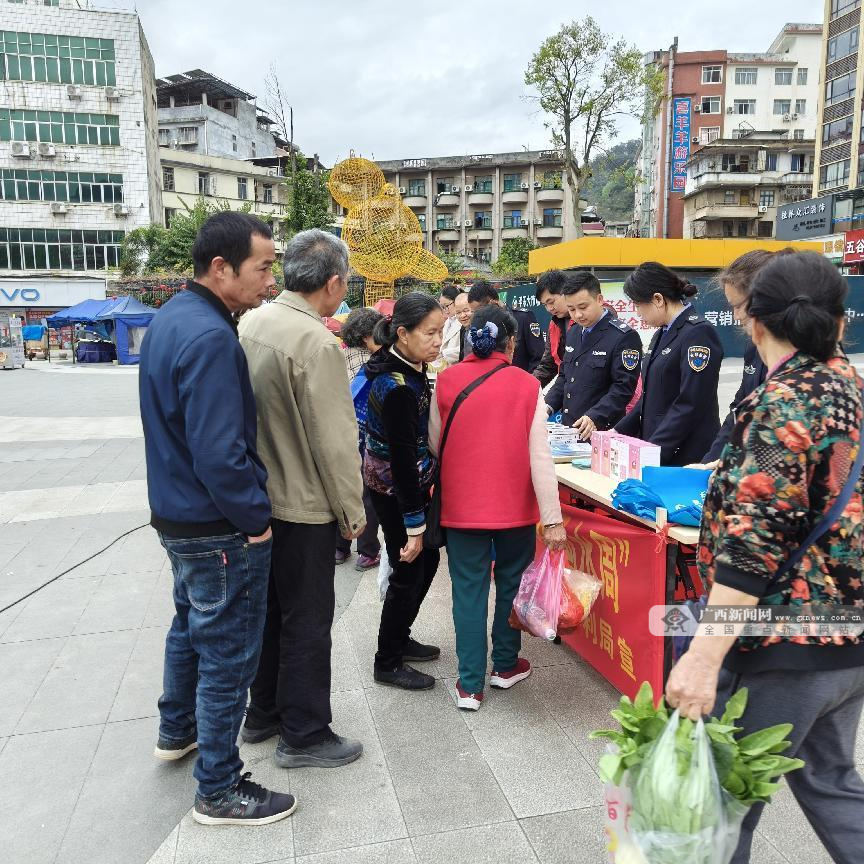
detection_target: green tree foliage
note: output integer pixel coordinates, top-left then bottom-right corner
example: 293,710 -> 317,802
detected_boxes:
119,198 -> 258,277
582,139 -> 641,223
435,245 -> 465,275
525,17 -> 662,237
282,152 -> 334,237
492,238 -> 537,278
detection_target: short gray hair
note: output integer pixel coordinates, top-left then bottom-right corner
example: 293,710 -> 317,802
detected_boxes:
283,229 -> 349,294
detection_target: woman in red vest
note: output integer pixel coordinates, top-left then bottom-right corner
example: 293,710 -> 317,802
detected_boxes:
430,305 -> 567,711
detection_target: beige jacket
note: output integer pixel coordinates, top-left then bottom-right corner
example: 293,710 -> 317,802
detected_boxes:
239,291 -> 365,533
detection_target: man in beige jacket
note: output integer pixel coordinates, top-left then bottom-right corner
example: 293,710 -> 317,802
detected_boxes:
238,229 -> 366,769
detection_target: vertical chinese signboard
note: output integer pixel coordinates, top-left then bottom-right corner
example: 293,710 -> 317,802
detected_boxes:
542,502 -> 667,700
670,98 -> 691,192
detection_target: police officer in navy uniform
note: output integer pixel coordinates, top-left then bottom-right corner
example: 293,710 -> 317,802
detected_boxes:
615,262 -> 723,466
466,280 -> 545,373
546,272 -> 642,438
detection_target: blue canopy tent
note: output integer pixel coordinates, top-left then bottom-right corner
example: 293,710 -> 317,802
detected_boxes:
45,298 -> 117,363
95,296 -> 157,365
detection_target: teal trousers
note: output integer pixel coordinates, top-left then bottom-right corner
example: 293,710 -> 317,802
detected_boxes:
446,525 -> 536,694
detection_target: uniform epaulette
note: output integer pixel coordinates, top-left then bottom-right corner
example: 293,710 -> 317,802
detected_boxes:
610,318 -> 631,332
687,314 -> 701,323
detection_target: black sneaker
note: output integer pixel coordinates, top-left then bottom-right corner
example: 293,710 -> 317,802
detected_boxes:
374,664 -> 436,691
274,730 -> 363,769
153,732 -> 198,761
192,772 -> 297,826
240,720 -> 281,745
403,637 -> 440,662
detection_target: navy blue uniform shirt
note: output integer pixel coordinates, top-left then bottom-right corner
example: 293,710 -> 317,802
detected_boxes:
510,307 -> 545,374
546,312 -> 642,430
616,310 -> 724,466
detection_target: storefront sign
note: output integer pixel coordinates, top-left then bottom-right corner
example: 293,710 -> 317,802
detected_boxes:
820,233 -> 846,262
0,278 -> 105,308
549,501 -> 667,701
844,229 -> 864,263
670,98 -> 691,192
775,195 -> 832,240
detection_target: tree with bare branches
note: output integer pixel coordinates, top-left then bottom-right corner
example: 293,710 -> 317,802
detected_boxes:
525,17 -> 662,237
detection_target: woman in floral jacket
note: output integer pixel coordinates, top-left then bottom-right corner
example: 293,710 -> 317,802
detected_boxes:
666,252 -> 864,864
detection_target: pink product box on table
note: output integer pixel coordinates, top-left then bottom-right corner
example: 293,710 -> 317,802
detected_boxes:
609,436 -> 661,483
591,431 -> 620,477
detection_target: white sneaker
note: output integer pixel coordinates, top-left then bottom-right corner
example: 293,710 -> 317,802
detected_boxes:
455,680 -> 484,711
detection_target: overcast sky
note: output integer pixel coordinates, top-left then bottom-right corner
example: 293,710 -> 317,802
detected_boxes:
132,0 -> 823,165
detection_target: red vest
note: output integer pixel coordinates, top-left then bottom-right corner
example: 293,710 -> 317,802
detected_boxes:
548,316 -> 572,370
436,352 -> 541,529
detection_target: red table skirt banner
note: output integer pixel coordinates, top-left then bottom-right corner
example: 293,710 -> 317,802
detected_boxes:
538,502 -> 666,700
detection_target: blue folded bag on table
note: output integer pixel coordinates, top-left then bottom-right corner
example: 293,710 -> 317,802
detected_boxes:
611,466 -> 712,527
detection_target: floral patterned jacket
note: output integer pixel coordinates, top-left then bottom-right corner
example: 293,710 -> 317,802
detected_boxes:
699,353 -> 864,673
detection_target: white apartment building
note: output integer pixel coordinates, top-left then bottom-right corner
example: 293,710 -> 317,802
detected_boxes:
0,0 -> 161,320
722,25 -> 822,142
376,151 -> 574,266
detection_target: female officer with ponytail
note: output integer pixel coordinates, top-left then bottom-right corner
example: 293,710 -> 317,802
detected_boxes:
615,262 -> 723,466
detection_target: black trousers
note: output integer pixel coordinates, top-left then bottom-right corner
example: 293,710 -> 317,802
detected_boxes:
246,519 -> 336,748
370,489 -> 440,671
336,482 -> 381,559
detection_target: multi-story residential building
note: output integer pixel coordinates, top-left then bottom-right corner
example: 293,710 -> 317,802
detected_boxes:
813,0 -> 863,201
156,70 -> 278,162
375,151 -> 573,267
0,0 -> 161,320
159,148 -> 287,231
682,131 -> 815,238
635,23 -> 821,239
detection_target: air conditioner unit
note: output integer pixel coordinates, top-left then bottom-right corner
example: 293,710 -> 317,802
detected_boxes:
694,104 -> 702,113
783,113 -> 791,121
792,113 -> 799,120
267,170 -> 278,177
726,106 -> 734,114
105,86 -> 120,100
463,220 -> 473,227
398,186 -> 406,194
67,84 -> 81,99
50,201 -> 68,214
520,219 -> 529,227
451,185 -> 460,192
533,181 -> 542,188
38,142 -> 57,158
463,184 -> 473,192
11,142 -> 31,158
758,205 -> 768,213
520,182 -> 530,190
113,203 -> 129,217
692,136 -> 700,144
534,218 -> 543,225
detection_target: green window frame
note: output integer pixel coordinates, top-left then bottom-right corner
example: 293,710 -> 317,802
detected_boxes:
0,169 -> 123,203
0,31 -> 115,85
0,227 -> 124,271
503,173 -> 523,192
0,108 -> 120,146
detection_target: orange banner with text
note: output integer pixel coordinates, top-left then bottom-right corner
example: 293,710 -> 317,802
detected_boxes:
542,502 -> 667,701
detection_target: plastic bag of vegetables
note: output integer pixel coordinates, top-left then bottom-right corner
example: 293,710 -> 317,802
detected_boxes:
557,567 -> 602,633
628,710 -> 734,864
511,548 -> 564,641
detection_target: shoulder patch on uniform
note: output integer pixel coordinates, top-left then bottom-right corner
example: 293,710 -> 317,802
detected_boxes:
688,314 -> 700,323
530,321 -> 541,337
610,318 -> 630,331
565,345 -> 574,352
687,345 -> 711,372
744,364 -> 756,375
621,349 -> 640,371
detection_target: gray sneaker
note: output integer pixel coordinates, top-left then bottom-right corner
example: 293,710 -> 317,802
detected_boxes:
192,772 -> 297,826
274,731 -> 363,769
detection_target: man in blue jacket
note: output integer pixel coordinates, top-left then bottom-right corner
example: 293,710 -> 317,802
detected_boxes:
139,212 -> 296,826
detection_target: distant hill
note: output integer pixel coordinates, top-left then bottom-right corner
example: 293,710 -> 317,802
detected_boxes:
581,139 -> 640,224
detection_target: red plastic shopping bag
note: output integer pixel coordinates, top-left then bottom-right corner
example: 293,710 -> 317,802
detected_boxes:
511,548 -> 564,641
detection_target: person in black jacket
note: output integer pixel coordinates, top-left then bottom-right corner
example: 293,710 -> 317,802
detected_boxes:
139,212 -> 296,826
615,262 -> 723,466
466,280 -> 545,373
700,250 -> 783,464
546,271 -> 642,438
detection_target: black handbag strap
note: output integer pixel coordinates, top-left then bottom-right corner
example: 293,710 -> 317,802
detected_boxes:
438,363 -> 508,463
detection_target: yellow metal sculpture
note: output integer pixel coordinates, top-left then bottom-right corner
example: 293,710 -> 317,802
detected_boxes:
328,154 -> 448,300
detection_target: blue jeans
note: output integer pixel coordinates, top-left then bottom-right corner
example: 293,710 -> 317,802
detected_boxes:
157,532 -> 271,799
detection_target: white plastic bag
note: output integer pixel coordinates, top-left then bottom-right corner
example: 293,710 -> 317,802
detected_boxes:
377,545 -> 391,602
512,548 -> 564,641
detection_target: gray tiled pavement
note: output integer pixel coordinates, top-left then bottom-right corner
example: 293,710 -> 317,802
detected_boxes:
0,361 -> 860,864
